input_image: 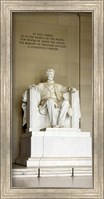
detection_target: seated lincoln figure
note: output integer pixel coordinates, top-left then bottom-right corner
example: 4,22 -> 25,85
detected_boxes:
22,68 -> 80,130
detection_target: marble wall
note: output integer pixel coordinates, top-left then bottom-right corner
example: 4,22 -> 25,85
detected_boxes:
12,13 -> 92,162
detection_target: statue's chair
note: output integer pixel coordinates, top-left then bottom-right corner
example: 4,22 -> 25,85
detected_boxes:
22,86 -> 81,131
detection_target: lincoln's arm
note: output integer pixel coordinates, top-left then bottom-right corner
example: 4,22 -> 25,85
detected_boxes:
60,84 -> 77,95
61,85 -> 68,93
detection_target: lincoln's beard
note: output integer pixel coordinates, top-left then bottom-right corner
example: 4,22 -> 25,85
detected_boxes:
47,79 -> 55,84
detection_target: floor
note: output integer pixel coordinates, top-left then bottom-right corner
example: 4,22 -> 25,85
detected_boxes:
12,176 -> 93,188
12,164 -> 93,188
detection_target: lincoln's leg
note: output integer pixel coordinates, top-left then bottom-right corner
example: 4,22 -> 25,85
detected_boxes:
58,100 -> 69,127
46,98 -> 57,127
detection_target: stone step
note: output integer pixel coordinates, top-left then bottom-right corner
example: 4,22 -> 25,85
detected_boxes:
12,164 -> 92,177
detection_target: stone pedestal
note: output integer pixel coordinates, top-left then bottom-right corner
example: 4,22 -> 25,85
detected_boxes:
16,128 -> 92,175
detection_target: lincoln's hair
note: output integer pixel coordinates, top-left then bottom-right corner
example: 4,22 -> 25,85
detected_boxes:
46,68 -> 55,76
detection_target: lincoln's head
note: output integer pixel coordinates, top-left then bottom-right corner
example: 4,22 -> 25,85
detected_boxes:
46,68 -> 55,81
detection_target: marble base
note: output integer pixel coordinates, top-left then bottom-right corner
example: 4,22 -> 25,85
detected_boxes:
13,163 -> 92,177
16,157 -> 92,167
16,128 -> 92,172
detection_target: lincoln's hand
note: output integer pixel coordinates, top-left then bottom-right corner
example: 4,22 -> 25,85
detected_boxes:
69,87 -> 77,93
54,101 -> 58,108
29,84 -> 39,91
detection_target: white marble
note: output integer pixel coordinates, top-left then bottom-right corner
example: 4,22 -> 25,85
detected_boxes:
71,90 -> 81,129
31,133 -> 44,157
12,164 -> 92,177
22,68 -> 81,130
16,128 -> 92,169
17,69 -> 91,176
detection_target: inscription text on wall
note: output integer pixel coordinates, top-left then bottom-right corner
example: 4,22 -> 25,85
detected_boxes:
19,33 -> 66,50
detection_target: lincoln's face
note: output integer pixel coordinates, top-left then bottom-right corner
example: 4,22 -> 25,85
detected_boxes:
47,71 -> 55,81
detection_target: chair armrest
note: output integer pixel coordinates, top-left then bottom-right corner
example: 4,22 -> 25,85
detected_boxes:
71,90 -> 81,129
27,87 -> 41,131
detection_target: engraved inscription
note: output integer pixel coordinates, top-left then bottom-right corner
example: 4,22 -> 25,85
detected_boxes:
19,33 -> 66,50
